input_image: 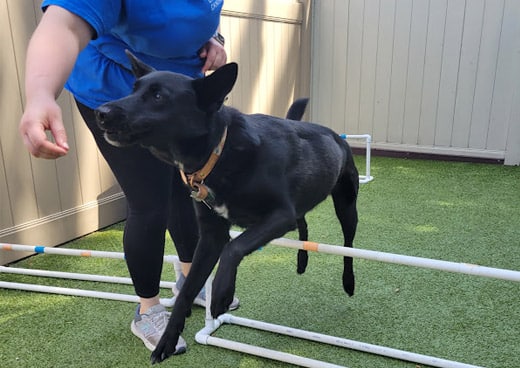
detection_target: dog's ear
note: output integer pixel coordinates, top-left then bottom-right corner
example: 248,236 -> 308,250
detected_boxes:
192,63 -> 238,114
125,50 -> 155,78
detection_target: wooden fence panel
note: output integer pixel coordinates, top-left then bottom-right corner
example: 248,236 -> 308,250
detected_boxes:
221,0 -> 306,117
1,0 -> 39,229
311,0 -> 520,164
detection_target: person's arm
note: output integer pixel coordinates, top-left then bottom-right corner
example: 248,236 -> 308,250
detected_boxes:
20,5 -> 94,159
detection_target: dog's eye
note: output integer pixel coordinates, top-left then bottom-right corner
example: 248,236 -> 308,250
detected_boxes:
154,92 -> 162,101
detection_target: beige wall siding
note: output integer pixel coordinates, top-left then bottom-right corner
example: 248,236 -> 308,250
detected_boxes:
221,0 -> 308,117
311,0 -> 520,164
0,0 -> 309,264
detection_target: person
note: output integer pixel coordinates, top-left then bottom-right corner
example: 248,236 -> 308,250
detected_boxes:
19,0 -> 238,355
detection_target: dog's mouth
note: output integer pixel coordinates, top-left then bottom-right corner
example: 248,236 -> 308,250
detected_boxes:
102,127 -> 151,147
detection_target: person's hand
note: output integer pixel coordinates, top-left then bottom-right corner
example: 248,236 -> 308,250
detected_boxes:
199,38 -> 227,73
19,95 -> 69,159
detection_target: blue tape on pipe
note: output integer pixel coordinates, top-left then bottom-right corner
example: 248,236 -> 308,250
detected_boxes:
34,246 -> 45,253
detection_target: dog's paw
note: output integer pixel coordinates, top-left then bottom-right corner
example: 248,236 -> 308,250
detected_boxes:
296,249 -> 308,274
150,334 -> 180,364
210,281 -> 235,317
343,272 -> 355,297
210,291 -> 233,317
211,268 -> 237,317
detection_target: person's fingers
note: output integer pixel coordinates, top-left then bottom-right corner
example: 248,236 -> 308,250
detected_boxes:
22,128 -> 68,159
49,109 -> 69,151
19,103 -> 68,159
201,40 -> 227,73
202,46 -> 215,73
202,49 -> 227,73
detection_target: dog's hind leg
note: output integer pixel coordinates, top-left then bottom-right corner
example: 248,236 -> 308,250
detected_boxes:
286,98 -> 310,275
331,169 -> 359,297
296,217 -> 309,274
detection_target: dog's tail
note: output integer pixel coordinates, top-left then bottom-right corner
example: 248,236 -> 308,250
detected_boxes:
285,98 -> 311,275
285,98 -> 309,121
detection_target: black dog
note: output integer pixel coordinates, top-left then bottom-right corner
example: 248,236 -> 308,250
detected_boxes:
95,52 -> 359,364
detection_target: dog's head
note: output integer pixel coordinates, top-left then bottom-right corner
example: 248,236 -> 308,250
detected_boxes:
95,51 -> 238,150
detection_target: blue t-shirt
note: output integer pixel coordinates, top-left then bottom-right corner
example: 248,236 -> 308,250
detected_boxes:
42,0 -> 224,108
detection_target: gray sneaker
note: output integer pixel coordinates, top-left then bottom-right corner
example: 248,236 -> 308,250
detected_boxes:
173,273 -> 240,311
130,304 -> 186,354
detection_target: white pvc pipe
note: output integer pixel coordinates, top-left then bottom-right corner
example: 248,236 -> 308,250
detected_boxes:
359,175 -> 373,184
229,231 -> 520,282
364,135 -> 372,182
0,280 -> 169,304
195,281 -> 484,368
196,287 -> 346,368
0,281 -> 176,307
0,244 -> 178,265
195,269 -> 487,368
0,280 -> 138,301
0,266 -> 176,289
0,266 -> 134,284
196,231 -> 516,367
203,334 -> 347,368
0,247 -> 178,307
340,134 -> 372,140
215,314 -> 482,368
340,133 -> 374,183
0,243 -> 126,259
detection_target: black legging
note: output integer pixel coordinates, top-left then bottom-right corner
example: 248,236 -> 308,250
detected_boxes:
76,101 -> 199,298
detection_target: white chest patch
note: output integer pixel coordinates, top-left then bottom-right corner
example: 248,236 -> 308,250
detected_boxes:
213,204 -> 229,219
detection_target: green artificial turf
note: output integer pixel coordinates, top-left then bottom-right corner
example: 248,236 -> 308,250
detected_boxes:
1,156 -> 519,368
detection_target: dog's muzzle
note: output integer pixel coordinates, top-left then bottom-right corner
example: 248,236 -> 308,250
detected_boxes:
94,104 -> 129,146
94,104 -> 153,147
95,105 -> 117,129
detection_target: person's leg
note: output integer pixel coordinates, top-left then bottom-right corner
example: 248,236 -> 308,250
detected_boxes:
76,101 -> 186,352
78,101 -> 171,300
167,171 -> 199,277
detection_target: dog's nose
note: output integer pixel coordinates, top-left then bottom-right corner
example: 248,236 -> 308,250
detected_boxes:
95,105 -> 111,127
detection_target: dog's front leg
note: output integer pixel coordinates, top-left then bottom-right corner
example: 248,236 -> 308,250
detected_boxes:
211,210 -> 296,317
151,211 -> 230,364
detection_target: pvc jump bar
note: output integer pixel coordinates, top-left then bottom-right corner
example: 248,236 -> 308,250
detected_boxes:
229,231 -> 520,282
